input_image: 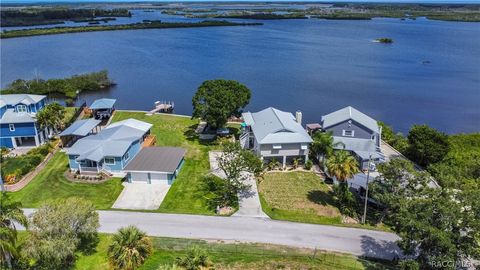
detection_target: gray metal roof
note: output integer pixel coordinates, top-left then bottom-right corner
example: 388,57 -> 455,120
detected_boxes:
332,136 -> 383,160
124,147 -> 186,173
67,118 -> 152,162
0,94 -> 46,106
90,98 -> 116,110
0,109 -> 35,123
242,107 -> 312,145
59,119 -> 101,137
321,106 -> 380,134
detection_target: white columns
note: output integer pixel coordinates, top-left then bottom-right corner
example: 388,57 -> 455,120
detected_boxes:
34,135 -> 40,147
282,156 -> 286,169
11,137 -> 17,148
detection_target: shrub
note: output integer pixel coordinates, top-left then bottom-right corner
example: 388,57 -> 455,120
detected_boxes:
304,159 -> 313,170
202,175 -> 238,211
175,246 -> 211,270
108,226 -> 153,270
398,259 -> 419,270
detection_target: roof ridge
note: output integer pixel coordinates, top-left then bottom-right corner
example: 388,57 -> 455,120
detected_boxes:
271,107 -> 287,131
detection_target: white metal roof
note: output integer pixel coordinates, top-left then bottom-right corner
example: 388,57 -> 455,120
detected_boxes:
0,109 -> 36,123
67,118 -> 152,162
0,94 -> 46,106
321,106 -> 380,134
90,98 -> 116,110
242,107 -> 312,144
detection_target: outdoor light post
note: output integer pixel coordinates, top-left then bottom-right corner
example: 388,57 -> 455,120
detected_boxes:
362,155 -> 372,224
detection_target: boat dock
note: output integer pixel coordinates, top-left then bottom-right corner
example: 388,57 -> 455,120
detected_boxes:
149,101 -> 174,114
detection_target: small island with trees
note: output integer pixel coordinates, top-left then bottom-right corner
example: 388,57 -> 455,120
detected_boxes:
375,38 -> 394,44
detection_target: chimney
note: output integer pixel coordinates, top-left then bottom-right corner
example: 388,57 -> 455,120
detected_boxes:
295,111 -> 302,125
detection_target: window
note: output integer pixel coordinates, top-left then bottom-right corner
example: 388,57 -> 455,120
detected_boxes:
301,144 -> 308,150
272,144 -> 282,150
9,124 -> 15,132
371,135 -> 376,140
17,105 -> 27,113
123,152 -> 129,161
342,130 -> 354,137
104,157 -> 115,165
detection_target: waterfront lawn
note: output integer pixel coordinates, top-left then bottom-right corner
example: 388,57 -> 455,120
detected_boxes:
9,152 -> 123,209
258,172 -> 343,225
73,234 -> 394,270
111,112 -> 236,215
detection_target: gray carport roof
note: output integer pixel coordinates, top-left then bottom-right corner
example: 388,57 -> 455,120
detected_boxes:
59,119 -> 101,137
124,147 -> 186,173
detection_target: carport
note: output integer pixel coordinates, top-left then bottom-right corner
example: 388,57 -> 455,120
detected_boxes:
59,118 -> 101,147
123,147 -> 186,185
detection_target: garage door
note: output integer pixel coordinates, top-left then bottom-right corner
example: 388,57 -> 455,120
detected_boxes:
130,172 -> 149,183
150,173 -> 169,185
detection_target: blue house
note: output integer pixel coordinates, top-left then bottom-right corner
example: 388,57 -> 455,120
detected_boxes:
66,118 -> 152,175
321,106 -> 385,170
0,94 -> 49,149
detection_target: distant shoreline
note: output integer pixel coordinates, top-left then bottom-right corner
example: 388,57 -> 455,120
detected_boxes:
0,20 -> 262,39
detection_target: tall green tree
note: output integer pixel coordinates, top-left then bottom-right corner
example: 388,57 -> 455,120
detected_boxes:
108,226 -> 153,270
371,159 -> 480,269
406,125 -> 450,167
0,193 -> 27,269
23,197 -> 99,269
192,79 -> 251,129
36,102 -> 66,134
325,150 -> 360,217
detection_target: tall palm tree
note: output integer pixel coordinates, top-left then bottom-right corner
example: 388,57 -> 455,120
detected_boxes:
0,192 -> 28,269
326,150 -> 360,183
326,151 -> 360,217
108,226 -> 153,270
311,131 -> 344,162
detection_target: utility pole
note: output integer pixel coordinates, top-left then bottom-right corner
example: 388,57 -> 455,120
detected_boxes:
362,155 -> 372,224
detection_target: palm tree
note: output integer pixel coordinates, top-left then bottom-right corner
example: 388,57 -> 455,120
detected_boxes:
310,131 -> 344,163
326,150 -> 360,183
326,151 -> 360,217
0,192 -> 28,269
108,226 -> 153,270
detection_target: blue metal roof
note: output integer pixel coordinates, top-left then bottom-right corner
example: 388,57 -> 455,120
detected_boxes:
59,119 -> 101,137
90,98 -> 116,110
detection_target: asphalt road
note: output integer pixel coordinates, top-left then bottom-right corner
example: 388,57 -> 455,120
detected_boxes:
22,209 -> 401,260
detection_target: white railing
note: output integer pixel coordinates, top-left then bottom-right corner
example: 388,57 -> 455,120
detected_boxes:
80,166 -> 99,172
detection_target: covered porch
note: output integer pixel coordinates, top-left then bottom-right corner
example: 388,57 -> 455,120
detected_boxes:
77,159 -> 103,174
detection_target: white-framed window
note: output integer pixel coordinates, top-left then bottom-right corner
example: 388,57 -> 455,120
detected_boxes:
104,157 -> 115,165
123,152 -> 129,161
342,130 -> 354,137
300,144 -> 308,150
9,124 -> 15,132
371,135 -> 376,140
16,105 -> 27,113
272,144 -> 282,150
76,159 -> 85,165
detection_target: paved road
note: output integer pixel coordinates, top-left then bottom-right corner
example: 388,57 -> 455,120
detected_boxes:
22,209 -> 401,260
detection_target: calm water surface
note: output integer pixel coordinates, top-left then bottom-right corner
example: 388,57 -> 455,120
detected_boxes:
1,15 -> 479,134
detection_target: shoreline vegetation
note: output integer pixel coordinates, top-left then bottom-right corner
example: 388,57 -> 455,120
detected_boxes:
0,70 -> 114,104
0,20 -> 262,39
0,8 -> 131,27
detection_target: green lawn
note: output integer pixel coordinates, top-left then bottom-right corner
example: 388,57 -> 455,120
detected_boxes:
9,152 -> 124,209
111,112 -> 234,215
259,172 -> 389,230
259,171 -> 343,225
74,234 -> 395,270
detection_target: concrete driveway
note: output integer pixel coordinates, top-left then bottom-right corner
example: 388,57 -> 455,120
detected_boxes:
209,151 -> 268,218
112,182 -> 170,210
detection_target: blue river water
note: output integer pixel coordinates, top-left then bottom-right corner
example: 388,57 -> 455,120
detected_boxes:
1,11 -> 479,134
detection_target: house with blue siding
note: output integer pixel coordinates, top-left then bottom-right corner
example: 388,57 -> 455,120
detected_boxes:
0,94 -> 49,149
66,118 -> 152,175
321,106 -> 385,170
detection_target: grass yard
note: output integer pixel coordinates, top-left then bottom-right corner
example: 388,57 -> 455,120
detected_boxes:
9,152 -> 124,209
111,111 -> 238,215
72,234 -> 395,270
259,171 -> 343,225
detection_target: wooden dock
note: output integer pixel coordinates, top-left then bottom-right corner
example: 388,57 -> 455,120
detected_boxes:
149,101 -> 174,114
